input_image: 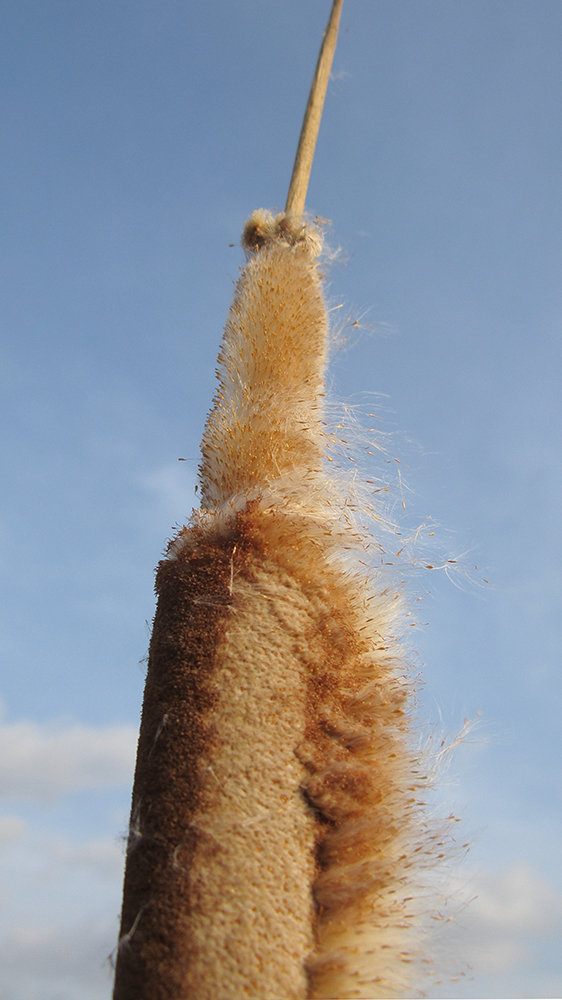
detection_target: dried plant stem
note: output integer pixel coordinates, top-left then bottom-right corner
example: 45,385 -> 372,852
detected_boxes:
285,0 -> 344,219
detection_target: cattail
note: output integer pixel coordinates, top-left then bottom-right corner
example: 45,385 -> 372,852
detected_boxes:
113,3 -> 441,998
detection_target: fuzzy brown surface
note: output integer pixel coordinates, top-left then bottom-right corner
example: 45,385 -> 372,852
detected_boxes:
115,502 -> 429,1000
113,530 -> 234,999
176,516 -> 319,1000
115,213 -> 438,1000
235,504 -> 430,999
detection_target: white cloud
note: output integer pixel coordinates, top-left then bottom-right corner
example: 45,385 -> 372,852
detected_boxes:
0,816 -> 26,845
0,921 -> 116,1000
0,826 -> 124,999
472,863 -> 562,936
0,715 -> 137,802
0,829 -> 125,918
0,815 -> 560,1000
0,710 -> 558,1000
430,865 -> 562,997
41,836 -> 125,883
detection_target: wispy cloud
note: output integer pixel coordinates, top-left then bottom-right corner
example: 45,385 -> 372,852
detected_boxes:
0,814 -> 26,845
1,713 -> 560,999
431,865 -> 562,997
0,714 -> 137,802
0,921 -> 116,1000
0,820 -> 123,999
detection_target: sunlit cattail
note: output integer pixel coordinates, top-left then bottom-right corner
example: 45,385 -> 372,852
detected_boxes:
113,3 -> 443,998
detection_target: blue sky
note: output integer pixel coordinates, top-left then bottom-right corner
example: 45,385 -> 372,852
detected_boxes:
1,2 -> 561,997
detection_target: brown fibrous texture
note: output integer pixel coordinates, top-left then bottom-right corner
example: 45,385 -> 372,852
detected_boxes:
113,210 -> 441,1000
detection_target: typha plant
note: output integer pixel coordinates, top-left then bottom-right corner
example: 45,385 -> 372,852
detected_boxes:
113,2 -> 449,998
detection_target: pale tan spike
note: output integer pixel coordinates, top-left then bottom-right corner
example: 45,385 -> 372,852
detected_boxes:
113,4 -> 445,999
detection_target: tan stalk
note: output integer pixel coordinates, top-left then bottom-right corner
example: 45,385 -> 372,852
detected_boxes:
285,0 -> 344,218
